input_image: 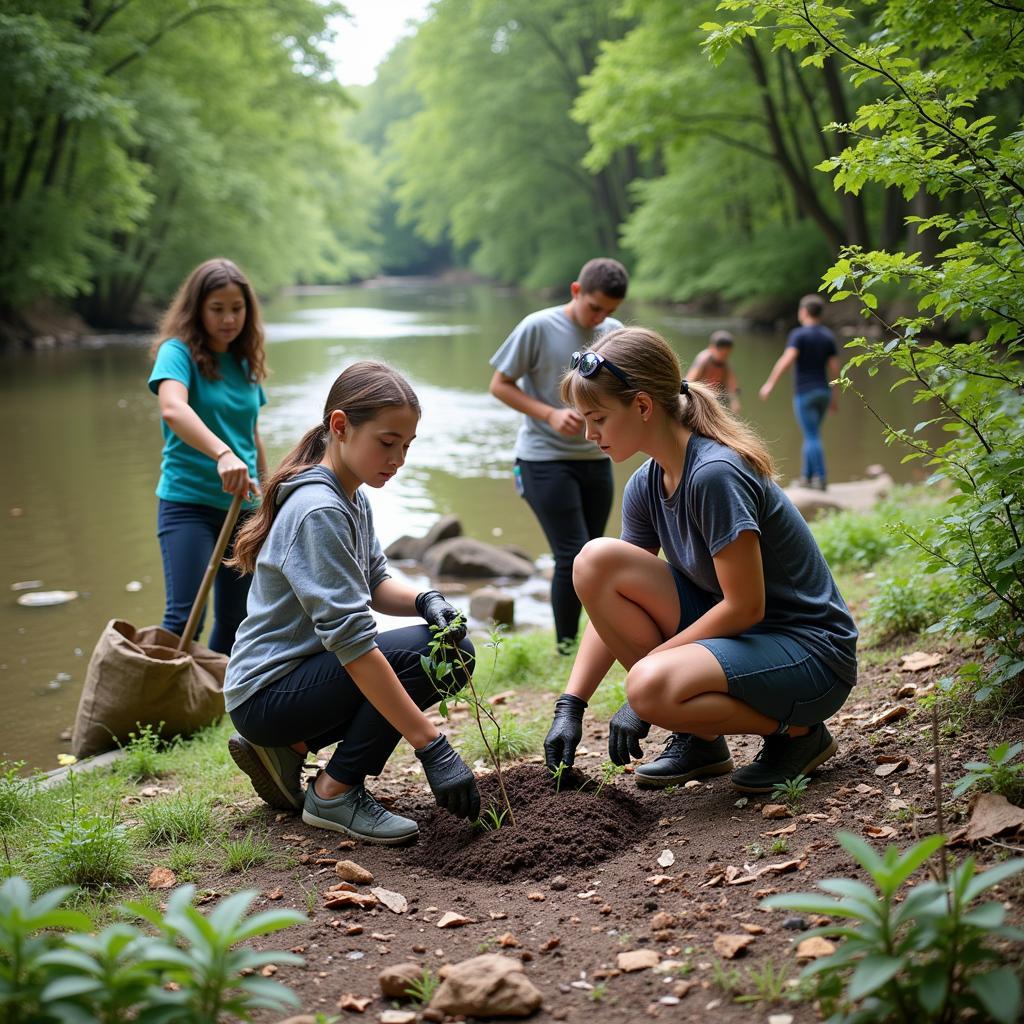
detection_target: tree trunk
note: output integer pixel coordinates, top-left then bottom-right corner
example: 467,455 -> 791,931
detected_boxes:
821,56 -> 871,248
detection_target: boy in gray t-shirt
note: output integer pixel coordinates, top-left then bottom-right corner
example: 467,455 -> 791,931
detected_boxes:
489,257 -> 629,650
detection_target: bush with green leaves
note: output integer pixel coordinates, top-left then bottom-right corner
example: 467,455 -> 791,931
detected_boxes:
0,876 -> 305,1023
764,832 -> 1024,1023
704,1 -> 1024,700
34,811 -> 134,892
952,741 -> 1024,805
117,723 -> 169,783
864,573 -> 953,642
811,503 -> 911,572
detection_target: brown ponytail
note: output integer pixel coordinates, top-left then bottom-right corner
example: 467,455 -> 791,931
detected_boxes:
228,361 -> 420,573
560,327 -> 776,479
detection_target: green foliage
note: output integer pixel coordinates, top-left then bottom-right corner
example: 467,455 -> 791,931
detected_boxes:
474,805 -> 509,832
117,723 -> 168,783
549,761 -> 569,793
811,499 -> 928,572
406,967 -> 441,1006
703,0 -> 1024,698
769,837 -> 790,855
459,712 -> 544,766
0,876 -> 305,1023
771,773 -> 810,810
136,793 -> 213,846
587,759 -> 625,798
35,812 -> 133,892
765,832 -> 1024,1024
221,831 -> 273,874
952,741 -> 1024,804
734,958 -> 798,1005
0,762 -> 32,831
864,574 -> 952,642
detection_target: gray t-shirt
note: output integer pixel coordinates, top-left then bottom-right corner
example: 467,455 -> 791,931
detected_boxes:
490,305 -> 621,461
621,435 -> 857,685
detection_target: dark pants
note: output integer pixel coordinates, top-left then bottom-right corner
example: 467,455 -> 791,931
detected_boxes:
157,498 -> 250,655
229,625 -> 475,786
793,389 -> 831,483
517,458 -> 614,648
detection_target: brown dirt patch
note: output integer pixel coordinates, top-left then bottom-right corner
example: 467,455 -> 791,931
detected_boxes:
402,764 -> 656,882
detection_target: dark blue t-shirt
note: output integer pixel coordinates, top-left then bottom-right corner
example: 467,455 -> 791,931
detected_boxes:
786,324 -> 837,394
620,435 -> 858,685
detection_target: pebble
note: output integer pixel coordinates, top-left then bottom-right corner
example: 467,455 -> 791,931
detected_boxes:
782,916 -> 807,931
550,875 -> 568,891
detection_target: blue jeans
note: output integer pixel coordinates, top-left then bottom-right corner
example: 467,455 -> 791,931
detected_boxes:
229,626 -> 475,785
793,388 -> 831,482
157,499 -> 251,654
671,567 -> 851,728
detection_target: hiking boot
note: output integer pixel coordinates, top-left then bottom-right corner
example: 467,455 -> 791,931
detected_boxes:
228,734 -> 305,811
730,723 -> 838,793
302,777 -> 419,845
635,733 -> 734,789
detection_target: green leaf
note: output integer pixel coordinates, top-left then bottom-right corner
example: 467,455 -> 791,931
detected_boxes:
848,954 -> 903,1000
970,967 -> 1021,1024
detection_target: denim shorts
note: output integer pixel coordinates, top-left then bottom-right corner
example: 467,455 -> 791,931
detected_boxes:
670,566 -> 851,727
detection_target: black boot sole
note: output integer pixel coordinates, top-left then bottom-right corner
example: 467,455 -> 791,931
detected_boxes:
730,737 -> 839,794
635,757 -> 735,789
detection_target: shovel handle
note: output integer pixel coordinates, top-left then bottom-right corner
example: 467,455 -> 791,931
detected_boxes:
177,493 -> 245,652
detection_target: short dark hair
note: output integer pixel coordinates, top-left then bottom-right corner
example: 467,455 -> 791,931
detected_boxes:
578,258 -> 629,299
799,294 -> 824,318
710,330 -> 734,347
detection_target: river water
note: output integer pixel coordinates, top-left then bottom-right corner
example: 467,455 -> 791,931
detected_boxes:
1,281 -> 919,768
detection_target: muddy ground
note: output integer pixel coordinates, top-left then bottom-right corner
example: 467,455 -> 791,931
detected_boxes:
185,641 -> 1022,1022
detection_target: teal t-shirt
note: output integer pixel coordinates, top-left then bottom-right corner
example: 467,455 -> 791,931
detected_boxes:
148,338 -> 266,510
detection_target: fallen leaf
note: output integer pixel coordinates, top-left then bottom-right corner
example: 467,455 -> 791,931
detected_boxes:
899,651 -> 942,672
895,682 -> 917,698
618,949 -> 661,972
337,839 -> 357,849
527,892 -> 545,902
280,833 -> 307,843
875,759 -> 909,778
489,910 -> 508,919
864,824 -> 898,840
701,874 -> 724,888
867,705 -> 909,729
725,866 -> 757,886
436,911 -> 475,928
338,993 -> 372,1013
762,823 -> 797,837
539,937 -> 561,952
266,887 -> 283,901
963,793 -> 1024,843
147,867 -> 176,890
657,848 -> 675,868
335,860 -> 374,885
577,890 -> 597,899
796,937 -> 836,960
713,934 -> 754,959
370,887 -> 408,914
761,859 -> 802,876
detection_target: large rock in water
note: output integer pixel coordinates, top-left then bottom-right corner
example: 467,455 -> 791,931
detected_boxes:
429,954 -> 542,1018
470,586 -> 515,626
385,514 -> 463,561
423,538 -> 534,579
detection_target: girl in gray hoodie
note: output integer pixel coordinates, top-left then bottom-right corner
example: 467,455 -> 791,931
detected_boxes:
224,361 -> 479,843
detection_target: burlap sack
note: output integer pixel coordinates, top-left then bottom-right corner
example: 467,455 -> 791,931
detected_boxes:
72,620 -> 227,759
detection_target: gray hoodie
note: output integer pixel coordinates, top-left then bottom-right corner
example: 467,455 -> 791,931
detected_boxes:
224,466 -> 390,713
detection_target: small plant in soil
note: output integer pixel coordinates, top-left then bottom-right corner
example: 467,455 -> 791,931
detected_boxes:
422,617 -> 516,827
746,841 -> 766,861
765,832 -> 1024,1024
588,981 -> 609,1002
590,759 -> 625,798
735,958 -> 797,1005
769,837 -> 790,855
771,773 -> 810,810
474,805 -> 508,832
0,761 -> 33,831
710,959 -> 743,995
116,722 -> 168,782
952,740 -> 1024,804
221,830 -> 272,873
406,967 -> 440,1006
549,760 -> 569,793
137,793 -> 213,845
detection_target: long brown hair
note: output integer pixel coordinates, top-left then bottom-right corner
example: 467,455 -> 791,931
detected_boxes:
150,258 -> 266,383
229,361 -> 420,574
561,326 -> 775,479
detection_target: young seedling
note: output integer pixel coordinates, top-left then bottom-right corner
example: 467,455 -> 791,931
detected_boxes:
423,618 -> 516,827
406,967 -> 440,1006
734,958 -> 796,1005
771,773 -> 810,810
549,760 -> 569,793
474,805 -> 508,832
582,759 -> 625,798
768,837 -> 790,856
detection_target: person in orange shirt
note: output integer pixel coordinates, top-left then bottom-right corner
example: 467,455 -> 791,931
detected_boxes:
686,330 -> 741,413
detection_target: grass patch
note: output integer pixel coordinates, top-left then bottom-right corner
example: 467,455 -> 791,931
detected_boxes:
116,722 -> 170,782
137,793 -> 214,846
32,811 -> 133,891
221,831 -> 272,873
459,710 -> 546,765
0,761 -> 33,831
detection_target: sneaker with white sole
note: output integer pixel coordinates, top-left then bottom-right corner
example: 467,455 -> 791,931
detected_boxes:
302,777 -> 419,845
228,734 -> 305,810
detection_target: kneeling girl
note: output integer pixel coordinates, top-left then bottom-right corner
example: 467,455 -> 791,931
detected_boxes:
543,328 -> 857,793
225,361 -> 479,842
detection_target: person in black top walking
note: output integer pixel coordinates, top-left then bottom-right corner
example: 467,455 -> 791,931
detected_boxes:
759,295 -> 839,490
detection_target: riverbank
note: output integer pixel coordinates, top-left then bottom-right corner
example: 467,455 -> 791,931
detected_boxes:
3,494 -> 1021,1020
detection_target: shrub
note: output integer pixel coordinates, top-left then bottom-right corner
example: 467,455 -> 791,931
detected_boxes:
952,741 -> 1024,805
864,574 -> 952,642
34,812 -> 133,892
812,504 -> 906,571
765,832 -> 1024,1023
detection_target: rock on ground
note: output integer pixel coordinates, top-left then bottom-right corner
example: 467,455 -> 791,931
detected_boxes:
429,953 -> 542,1018
785,473 -> 893,521
423,537 -> 535,579
469,586 -> 515,626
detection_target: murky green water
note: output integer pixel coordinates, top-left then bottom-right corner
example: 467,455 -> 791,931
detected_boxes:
1,281 -> 922,768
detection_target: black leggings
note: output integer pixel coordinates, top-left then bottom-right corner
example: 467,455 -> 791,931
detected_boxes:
517,458 -> 614,647
229,625 -> 475,785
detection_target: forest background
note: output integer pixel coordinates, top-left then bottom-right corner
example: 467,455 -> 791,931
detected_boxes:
4,0 -> 1020,335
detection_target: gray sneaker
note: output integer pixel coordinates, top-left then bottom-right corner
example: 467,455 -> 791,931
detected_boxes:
228,734 -> 305,810
302,778 -> 419,845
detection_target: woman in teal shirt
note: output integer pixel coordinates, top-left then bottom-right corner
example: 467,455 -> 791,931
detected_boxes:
148,258 -> 268,653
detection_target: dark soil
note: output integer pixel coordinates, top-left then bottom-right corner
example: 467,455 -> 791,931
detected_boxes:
159,638 -> 1021,1023
403,765 -> 656,882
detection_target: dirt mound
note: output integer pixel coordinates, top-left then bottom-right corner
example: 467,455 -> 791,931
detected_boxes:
402,763 -> 655,882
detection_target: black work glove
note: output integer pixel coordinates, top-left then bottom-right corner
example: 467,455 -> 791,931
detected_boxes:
543,693 -> 587,772
608,701 -> 651,766
416,590 -> 466,642
415,734 -> 480,820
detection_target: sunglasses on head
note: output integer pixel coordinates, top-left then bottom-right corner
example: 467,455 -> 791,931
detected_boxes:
569,349 -> 633,388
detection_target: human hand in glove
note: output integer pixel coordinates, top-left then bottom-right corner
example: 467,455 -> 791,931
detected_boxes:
543,693 -> 587,773
415,590 -> 466,642
415,734 -> 480,819
607,701 -> 651,765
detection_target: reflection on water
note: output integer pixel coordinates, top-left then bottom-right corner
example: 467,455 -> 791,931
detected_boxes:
0,281 -> 926,768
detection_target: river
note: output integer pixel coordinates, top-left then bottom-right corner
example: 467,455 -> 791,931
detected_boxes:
1,280 -> 920,768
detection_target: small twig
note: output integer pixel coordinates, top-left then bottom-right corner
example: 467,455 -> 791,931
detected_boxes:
931,701 -> 950,891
